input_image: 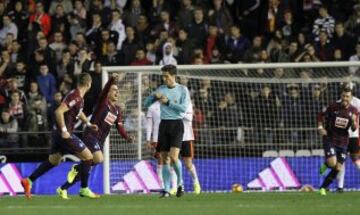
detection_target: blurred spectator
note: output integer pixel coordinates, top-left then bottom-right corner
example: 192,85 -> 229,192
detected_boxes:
263,0 -> 285,37
29,2 -> 51,36
349,43 -> 360,75
0,108 -> 19,148
312,5 -> 335,40
176,29 -> 194,64
86,13 -> 104,47
135,15 -> 151,45
332,22 -> 356,60
345,4 -> 360,37
56,50 -> 74,82
74,49 -> 92,75
152,10 -> 177,38
7,1 -> 28,43
0,15 -> 18,46
9,40 -> 24,63
177,0 -> 194,29
49,32 -> 67,63
109,9 -> 126,50
187,7 -> 207,49
224,25 -> 250,63
4,78 -> 27,105
49,0 -> 73,15
36,64 -> 57,103
253,84 -> 280,144
7,90 -> 26,129
50,4 -> 68,37
279,10 -> 298,42
120,26 -> 142,65
25,98 -> 49,147
159,42 -> 177,65
145,41 -> 157,64
243,35 -> 263,63
27,81 -> 47,112
281,83 -> 304,145
89,0 -> 113,27
101,41 -> 122,66
212,92 -> 240,144
9,61 -> 29,91
208,0 -> 233,34
314,30 -> 333,61
123,0 -> 145,27
130,49 -> 152,65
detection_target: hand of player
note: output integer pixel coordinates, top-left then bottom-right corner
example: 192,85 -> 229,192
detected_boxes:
127,135 -> 135,143
62,131 -> 71,139
318,128 -> 327,136
159,96 -> 169,105
88,123 -> 98,131
154,92 -> 163,99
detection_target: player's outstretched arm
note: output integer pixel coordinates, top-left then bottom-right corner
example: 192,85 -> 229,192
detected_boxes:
316,107 -> 327,136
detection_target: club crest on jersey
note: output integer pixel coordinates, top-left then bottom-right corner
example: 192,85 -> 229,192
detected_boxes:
104,112 -> 117,125
335,117 -> 349,129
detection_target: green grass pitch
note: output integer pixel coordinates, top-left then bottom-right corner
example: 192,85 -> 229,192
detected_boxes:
1,192 -> 359,215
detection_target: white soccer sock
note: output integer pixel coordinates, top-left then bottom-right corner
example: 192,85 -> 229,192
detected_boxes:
337,164 -> 345,189
189,164 -> 199,185
170,167 -> 177,189
157,164 -> 163,188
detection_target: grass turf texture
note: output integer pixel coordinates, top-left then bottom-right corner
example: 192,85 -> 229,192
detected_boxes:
1,192 -> 359,215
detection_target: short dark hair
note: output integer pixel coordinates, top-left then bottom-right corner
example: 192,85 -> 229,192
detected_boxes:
340,82 -> 353,92
78,73 -> 92,86
161,65 -> 177,75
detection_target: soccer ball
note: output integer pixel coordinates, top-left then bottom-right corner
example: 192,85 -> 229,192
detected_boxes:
232,184 -> 243,193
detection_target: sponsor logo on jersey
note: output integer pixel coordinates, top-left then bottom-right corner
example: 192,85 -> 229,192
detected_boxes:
104,112 -> 117,125
335,117 -> 349,129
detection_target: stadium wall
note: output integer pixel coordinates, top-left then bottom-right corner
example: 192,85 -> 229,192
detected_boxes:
1,158 -> 359,195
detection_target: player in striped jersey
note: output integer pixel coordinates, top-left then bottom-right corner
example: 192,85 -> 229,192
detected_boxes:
146,101 -> 201,195
320,84 -> 360,192
57,74 -> 133,199
21,73 -> 99,199
317,87 -> 358,195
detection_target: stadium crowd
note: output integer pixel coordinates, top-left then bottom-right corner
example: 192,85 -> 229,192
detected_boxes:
1,0 -> 360,149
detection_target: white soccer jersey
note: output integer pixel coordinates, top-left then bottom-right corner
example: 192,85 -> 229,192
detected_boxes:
146,101 -> 161,142
182,102 -> 195,141
349,96 -> 360,138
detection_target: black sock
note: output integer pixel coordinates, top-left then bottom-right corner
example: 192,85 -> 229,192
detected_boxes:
80,160 -> 92,188
29,160 -> 55,182
61,175 -> 80,190
320,168 -> 339,189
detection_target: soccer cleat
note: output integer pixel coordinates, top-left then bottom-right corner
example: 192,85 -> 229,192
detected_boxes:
21,178 -> 32,199
67,164 -> 79,184
319,163 -> 327,176
193,182 -> 201,195
79,187 -> 100,199
56,187 -> 70,200
169,187 -> 177,196
159,191 -> 171,198
176,185 -> 184,197
319,188 -> 327,196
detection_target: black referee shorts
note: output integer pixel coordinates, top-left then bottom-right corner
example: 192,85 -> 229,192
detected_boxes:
158,119 -> 184,152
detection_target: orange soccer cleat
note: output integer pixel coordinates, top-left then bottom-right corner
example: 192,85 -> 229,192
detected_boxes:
21,178 -> 32,199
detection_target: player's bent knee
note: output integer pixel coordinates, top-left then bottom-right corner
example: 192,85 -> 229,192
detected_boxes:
93,152 -> 104,164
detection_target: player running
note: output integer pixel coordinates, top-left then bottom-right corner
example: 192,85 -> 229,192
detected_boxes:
317,86 -> 358,195
21,73 -> 99,199
57,74 -> 134,199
